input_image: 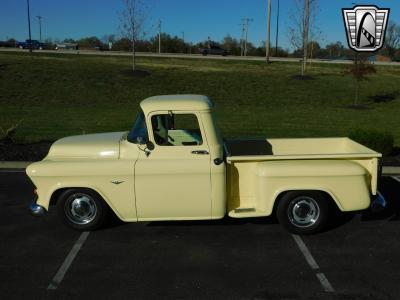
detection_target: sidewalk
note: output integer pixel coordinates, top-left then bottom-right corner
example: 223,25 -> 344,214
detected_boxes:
1,161 -> 400,175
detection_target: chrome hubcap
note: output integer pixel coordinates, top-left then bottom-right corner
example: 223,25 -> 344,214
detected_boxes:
66,194 -> 97,225
288,196 -> 320,228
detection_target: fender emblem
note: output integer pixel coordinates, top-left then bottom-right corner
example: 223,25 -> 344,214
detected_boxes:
111,180 -> 124,185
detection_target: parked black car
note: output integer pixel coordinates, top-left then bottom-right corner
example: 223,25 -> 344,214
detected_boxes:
16,39 -> 44,50
199,45 -> 228,56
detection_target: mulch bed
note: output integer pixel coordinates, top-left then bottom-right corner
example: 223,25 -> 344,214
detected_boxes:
0,141 -> 52,161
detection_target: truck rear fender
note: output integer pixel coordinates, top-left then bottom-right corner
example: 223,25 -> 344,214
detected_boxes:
272,189 -> 341,215
256,160 -> 371,214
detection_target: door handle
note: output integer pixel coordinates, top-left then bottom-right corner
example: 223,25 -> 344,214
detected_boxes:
191,150 -> 209,155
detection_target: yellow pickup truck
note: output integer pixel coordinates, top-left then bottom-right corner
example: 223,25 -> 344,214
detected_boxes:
27,95 -> 382,234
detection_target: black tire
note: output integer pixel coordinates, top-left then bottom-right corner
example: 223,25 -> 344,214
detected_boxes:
57,188 -> 109,231
202,51 -> 208,56
276,191 -> 330,235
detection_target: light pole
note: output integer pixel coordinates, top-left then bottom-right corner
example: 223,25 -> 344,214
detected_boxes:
266,0 -> 271,62
36,16 -> 43,42
27,0 -> 32,52
275,0 -> 280,57
158,20 -> 162,54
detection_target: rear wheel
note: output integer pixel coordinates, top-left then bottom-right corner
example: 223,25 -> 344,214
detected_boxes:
57,189 -> 108,231
277,191 -> 329,235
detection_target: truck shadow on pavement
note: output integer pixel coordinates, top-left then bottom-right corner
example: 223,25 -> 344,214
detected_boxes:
360,176 -> 400,222
322,177 -> 400,233
146,216 -> 279,228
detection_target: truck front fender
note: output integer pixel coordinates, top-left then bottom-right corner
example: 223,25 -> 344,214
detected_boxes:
26,160 -> 137,222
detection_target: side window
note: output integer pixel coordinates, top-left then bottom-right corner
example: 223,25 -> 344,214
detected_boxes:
151,113 -> 203,146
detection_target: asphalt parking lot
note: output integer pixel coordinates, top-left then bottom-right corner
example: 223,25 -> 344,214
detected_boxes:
1,171 -> 400,300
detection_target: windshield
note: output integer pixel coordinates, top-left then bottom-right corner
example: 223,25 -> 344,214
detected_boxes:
127,110 -> 148,143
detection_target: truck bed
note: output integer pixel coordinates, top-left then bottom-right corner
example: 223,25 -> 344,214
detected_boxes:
224,137 -> 381,161
224,137 -> 381,219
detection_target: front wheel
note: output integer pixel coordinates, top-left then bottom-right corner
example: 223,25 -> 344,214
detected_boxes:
57,189 -> 108,231
276,191 -> 330,235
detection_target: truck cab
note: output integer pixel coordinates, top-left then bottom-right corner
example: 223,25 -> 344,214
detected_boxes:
125,95 -> 226,221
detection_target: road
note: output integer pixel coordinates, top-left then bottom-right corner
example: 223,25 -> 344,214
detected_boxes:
1,171 -> 400,299
2,47 -> 400,66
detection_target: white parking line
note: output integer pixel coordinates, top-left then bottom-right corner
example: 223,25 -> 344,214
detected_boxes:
392,176 -> 400,183
292,235 -> 335,293
47,232 -> 90,290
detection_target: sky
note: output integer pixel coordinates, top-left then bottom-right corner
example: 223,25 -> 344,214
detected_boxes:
0,0 -> 399,50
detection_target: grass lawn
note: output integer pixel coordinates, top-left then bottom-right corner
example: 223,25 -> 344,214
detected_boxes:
0,51 -> 399,145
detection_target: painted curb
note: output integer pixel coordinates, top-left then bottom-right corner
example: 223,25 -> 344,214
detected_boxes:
0,161 -> 32,169
382,166 -> 400,175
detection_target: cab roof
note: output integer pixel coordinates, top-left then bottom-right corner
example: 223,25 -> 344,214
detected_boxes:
140,95 -> 213,115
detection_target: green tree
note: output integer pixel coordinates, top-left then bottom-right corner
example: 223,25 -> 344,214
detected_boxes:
221,35 -> 241,56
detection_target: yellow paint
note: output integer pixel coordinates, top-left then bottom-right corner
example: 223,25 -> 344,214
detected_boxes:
26,95 -> 381,223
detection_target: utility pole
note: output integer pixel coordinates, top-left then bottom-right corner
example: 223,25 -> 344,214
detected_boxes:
26,0 -> 32,52
157,20 -> 162,54
181,31 -> 185,53
266,0 -> 271,62
240,22 -> 246,56
36,16 -> 43,42
241,18 -> 253,56
275,0 -> 280,57
302,0 -> 310,76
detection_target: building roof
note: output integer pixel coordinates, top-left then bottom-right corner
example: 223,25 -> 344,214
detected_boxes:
140,95 -> 213,115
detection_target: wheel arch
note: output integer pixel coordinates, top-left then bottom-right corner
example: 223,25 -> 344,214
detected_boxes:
272,188 -> 341,215
49,186 -> 123,221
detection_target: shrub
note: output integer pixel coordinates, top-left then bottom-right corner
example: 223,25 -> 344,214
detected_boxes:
0,119 -> 23,144
349,129 -> 394,156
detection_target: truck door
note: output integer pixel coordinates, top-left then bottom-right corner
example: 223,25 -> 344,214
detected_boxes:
134,111 -> 212,220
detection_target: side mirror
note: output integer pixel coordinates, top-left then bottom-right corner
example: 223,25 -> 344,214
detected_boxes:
146,141 -> 155,151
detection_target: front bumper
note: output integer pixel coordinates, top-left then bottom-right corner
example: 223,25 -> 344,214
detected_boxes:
29,200 -> 47,216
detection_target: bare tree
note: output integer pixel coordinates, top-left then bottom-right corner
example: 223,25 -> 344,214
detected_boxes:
345,55 -> 376,107
288,0 -> 320,76
120,0 -> 146,72
384,21 -> 400,59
